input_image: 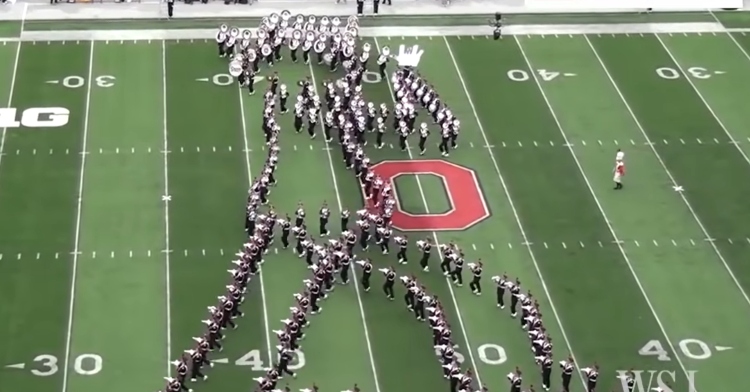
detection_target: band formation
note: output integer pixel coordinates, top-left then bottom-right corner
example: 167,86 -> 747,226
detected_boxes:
159,11 -> 633,392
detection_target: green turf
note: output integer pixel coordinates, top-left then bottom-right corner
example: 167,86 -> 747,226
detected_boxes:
3,24 -> 750,392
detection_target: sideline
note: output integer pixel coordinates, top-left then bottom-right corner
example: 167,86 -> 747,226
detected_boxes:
0,22 -> 738,41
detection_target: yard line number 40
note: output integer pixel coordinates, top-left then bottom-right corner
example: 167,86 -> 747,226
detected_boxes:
639,339 -> 713,361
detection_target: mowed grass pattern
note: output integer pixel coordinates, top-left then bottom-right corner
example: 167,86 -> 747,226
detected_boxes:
0,30 -> 749,392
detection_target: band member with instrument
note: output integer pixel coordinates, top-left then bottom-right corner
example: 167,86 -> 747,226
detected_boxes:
216,24 -> 229,57
377,46 -> 390,78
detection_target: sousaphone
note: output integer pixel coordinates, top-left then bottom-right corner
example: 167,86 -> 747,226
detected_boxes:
295,14 -> 306,25
347,26 -> 359,38
216,24 -> 228,43
292,29 -> 303,41
305,30 -> 317,43
381,45 -> 390,57
362,42 -> 371,52
257,27 -> 267,42
346,36 -> 356,48
247,48 -> 257,62
230,27 -> 240,38
307,15 -> 317,25
347,15 -> 359,25
314,39 -> 326,53
320,16 -> 330,27
333,32 -> 342,44
260,17 -> 270,29
269,13 -> 280,25
331,17 -> 341,27
280,10 -> 292,21
261,43 -> 273,57
343,45 -> 354,58
242,29 -> 252,40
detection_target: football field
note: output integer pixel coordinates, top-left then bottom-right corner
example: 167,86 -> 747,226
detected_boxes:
2,13 -> 750,392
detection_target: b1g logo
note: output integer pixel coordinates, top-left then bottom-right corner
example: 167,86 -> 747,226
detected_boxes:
0,107 -> 70,128
369,160 -> 490,231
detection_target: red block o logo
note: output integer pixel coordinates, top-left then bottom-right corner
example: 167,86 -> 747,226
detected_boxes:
370,160 -> 490,231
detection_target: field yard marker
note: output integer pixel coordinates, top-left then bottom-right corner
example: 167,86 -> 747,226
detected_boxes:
663,139 -> 669,145
36,252 -> 40,260
61,40 -> 95,392
613,139 -> 618,145
714,138 -> 719,144
180,147 -> 184,152
201,249 -> 206,256
588,35 -> 750,312
516,33 -> 695,386
110,251 -> 115,258
561,242 -> 566,249
16,253 -> 20,260
653,240 -> 659,246
472,244 -> 477,250
671,240 -> 677,247
679,138 -> 685,144
696,138 -> 702,144
159,39 -> 175,375
196,147 -> 200,152
220,249 -> 224,256
490,243 -> 495,249
549,141 -> 554,146
543,242 -> 548,249
598,241 -> 604,247
236,62 -> 274,367
728,239 -> 733,244
691,239 -> 696,246
579,241 -> 584,248
374,37 -> 485,387
517,141 -> 522,146
131,147 -> 135,153
183,249 -> 188,256
533,141 -> 538,147
55,252 -> 59,259
307,55 -> 383,392
92,251 -> 96,258
129,250 -> 133,258
657,35 -> 750,165
115,147 -> 119,154
14,149 -> 18,155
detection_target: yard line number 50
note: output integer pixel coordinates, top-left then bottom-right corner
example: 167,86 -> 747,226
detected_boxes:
31,354 -> 102,376
639,339 -> 713,361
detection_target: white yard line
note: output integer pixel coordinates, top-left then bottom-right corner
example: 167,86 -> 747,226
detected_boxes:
584,36 -> 750,310
512,35 -> 694,380
161,39 -> 173,374
61,40 -> 95,392
442,35 -> 584,389
375,37 -> 483,386
654,34 -> 750,168
0,4 -> 25,181
236,77 -> 274,364
306,60 -> 383,392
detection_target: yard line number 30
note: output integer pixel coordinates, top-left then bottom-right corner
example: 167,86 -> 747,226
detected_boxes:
60,76 -> 116,88
31,354 -> 102,376
434,343 -> 508,366
655,67 -> 716,80
639,339 -> 713,361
